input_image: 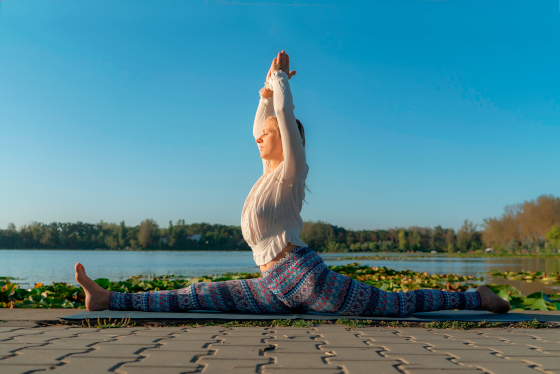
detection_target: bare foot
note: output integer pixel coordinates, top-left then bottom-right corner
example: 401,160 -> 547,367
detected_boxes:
74,263 -> 110,311
477,285 -> 511,313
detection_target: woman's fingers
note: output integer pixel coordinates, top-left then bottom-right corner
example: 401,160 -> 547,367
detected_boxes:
270,51 -> 294,77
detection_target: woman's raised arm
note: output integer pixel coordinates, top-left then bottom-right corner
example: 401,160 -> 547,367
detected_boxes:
253,78 -> 275,175
268,51 -> 307,181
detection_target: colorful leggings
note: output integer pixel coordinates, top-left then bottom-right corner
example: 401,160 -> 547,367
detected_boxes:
109,247 -> 481,316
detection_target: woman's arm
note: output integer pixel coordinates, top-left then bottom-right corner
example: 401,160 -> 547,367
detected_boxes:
253,86 -> 275,175
268,52 -> 307,181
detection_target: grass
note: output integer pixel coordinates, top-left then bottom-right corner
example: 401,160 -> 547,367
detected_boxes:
81,316 -> 135,328
514,319 -> 553,329
425,320 -> 502,329
71,318 -> 557,330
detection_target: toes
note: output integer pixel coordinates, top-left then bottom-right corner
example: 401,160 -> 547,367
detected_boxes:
75,263 -> 86,276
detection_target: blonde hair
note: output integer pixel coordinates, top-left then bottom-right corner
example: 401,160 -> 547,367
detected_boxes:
265,116 -> 306,147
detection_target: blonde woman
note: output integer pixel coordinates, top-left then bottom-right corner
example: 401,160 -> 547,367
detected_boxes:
75,51 -> 510,315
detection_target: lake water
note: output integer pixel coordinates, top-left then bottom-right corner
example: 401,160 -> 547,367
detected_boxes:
2,250 -> 560,295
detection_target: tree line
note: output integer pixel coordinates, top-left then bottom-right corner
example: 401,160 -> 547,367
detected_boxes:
301,194 -> 559,254
483,194 -> 560,253
1,194 -> 558,253
299,220 -> 482,253
0,220 -> 249,251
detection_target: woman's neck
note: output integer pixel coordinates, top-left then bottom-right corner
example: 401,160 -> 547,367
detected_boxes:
267,158 -> 283,174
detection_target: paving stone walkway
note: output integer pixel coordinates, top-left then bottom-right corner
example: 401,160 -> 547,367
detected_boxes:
1,324 -> 560,374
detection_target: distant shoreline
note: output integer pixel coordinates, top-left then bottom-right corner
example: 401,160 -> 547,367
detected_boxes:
2,248 -> 559,259
0,248 -> 252,252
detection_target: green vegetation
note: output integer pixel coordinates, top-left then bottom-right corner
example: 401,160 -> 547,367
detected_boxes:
300,220 -> 481,253
425,320 -> 502,329
1,194 -> 559,253
488,270 -> 560,284
329,264 -> 482,292
82,316 -> 134,328
515,320 -> 554,329
3,264 -> 560,311
74,319 -> 556,329
330,253 -> 560,261
0,221 -> 249,251
486,284 -> 560,311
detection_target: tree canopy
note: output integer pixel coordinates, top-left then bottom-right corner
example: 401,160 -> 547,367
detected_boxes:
1,194 -> 558,253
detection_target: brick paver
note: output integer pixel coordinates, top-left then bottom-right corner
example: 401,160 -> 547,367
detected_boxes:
1,324 -> 560,373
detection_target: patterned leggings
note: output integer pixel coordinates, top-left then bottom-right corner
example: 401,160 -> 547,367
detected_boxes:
109,247 -> 481,316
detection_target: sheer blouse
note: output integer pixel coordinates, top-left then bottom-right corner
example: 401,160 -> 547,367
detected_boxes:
241,70 -> 309,266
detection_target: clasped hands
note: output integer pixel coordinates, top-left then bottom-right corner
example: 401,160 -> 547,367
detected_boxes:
260,50 -> 296,99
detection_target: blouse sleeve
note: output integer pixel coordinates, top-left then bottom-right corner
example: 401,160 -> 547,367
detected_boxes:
268,70 -> 308,181
253,95 -> 275,175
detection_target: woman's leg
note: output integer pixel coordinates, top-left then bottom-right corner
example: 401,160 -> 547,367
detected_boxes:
310,271 -> 482,316
75,262 -> 292,313
262,247 -> 509,316
109,276 -> 293,313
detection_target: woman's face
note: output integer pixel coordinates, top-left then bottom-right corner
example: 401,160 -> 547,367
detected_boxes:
256,120 -> 283,162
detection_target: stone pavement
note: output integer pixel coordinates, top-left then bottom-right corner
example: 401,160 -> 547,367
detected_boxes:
1,323 -> 560,374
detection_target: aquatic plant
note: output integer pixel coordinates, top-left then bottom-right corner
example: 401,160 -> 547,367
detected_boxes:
1,265 -> 559,310
488,270 -> 560,284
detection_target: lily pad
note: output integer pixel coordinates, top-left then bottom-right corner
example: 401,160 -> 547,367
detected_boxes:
94,279 -> 111,289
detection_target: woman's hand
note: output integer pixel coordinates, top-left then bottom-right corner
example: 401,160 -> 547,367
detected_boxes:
260,87 -> 273,98
270,51 -> 296,79
261,51 -> 296,98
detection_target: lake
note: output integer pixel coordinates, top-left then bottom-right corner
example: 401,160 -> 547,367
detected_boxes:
2,250 -> 559,295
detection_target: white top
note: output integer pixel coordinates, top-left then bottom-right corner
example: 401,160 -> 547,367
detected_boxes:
241,70 -> 309,266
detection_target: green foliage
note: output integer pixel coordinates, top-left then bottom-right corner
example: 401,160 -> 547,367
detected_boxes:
0,279 -> 84,308
425,320 -> 502,329
0,220 -> 250,251
206,319 -> 325,328
328,263 -> 483,293
82,316 -> 133,328
0,219 -> 492,253
2,265 -> 560,311
516,319 -> 553,328
488,270 -> 560,284
546,225 -> 560,250
486,285 -> 560,311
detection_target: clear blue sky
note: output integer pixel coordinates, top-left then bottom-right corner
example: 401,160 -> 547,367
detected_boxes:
1,0 -> 559,231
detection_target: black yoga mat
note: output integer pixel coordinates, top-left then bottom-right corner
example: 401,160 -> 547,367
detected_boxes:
62,310 -> 549,323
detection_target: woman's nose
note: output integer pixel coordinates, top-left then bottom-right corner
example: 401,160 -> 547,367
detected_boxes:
256,136 -> 262,143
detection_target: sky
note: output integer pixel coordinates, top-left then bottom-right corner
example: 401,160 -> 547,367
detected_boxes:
1,0 -> 559,232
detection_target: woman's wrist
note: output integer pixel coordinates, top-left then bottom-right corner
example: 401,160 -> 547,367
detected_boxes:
260,86 -> 273,99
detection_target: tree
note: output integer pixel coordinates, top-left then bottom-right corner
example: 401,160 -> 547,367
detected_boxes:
300,221 -> 333,251
398,230 -> 408,251
445,229 -> 456,253
545,225 -> 560,252
518,195 -> 560,252
457,220 -> 478,252
431,226 -> 445,252
138,219 -> 159,248
410,230 -> 422,251
118,221 -> 128,248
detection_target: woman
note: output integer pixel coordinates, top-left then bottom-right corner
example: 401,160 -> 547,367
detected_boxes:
75,51 -> 510,315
